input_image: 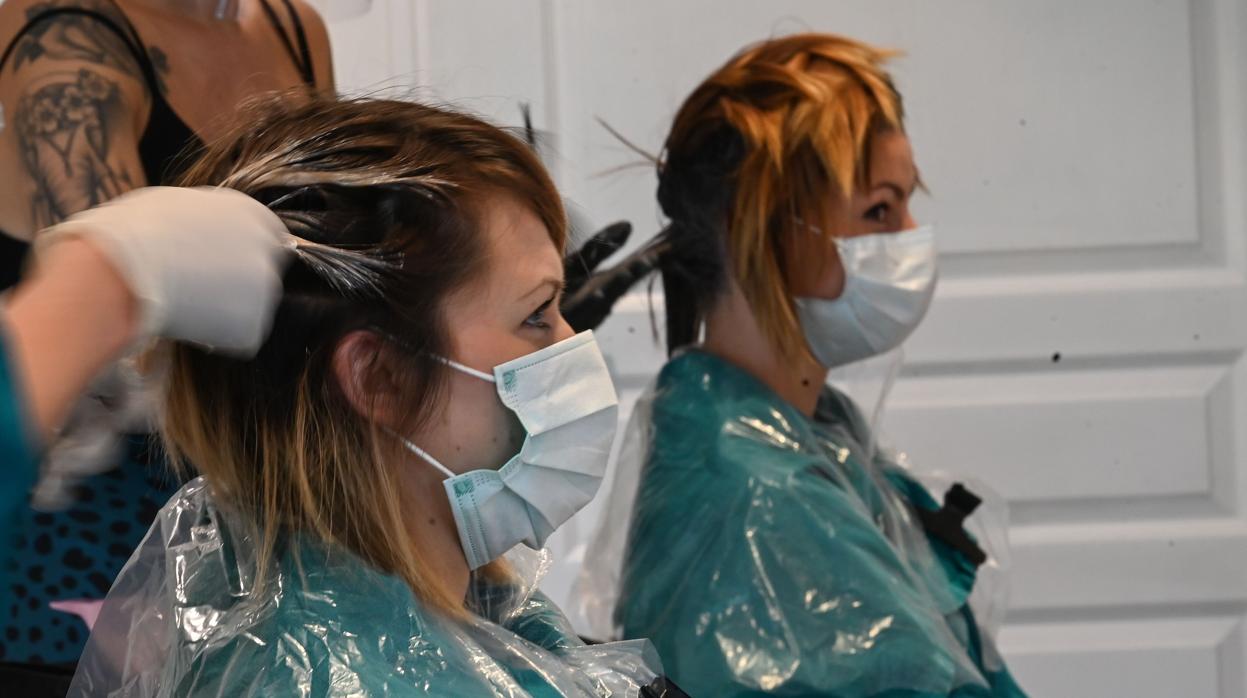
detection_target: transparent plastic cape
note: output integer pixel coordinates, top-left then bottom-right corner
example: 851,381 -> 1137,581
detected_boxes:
70,477 -> 662,697
825,348 -> 1013,649
572,349 -> 1025,697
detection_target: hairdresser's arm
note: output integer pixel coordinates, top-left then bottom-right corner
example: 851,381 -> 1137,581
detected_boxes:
0,186 -> 287,607
8,186 -> 291,438
4,237 -> 137,439
0,238 -> 130,604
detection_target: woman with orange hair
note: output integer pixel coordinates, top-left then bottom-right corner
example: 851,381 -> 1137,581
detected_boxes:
580,33 -> 1028,697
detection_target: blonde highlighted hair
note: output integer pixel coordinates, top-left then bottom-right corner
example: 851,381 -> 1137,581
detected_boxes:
657,33 -> 903,359
160,93 -> 565,617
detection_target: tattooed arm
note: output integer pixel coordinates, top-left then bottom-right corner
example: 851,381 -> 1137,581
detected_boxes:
0,1 -> 152,234
18,67 -> 143,226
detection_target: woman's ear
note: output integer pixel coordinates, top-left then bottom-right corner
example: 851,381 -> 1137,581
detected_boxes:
332,330 -> 404,428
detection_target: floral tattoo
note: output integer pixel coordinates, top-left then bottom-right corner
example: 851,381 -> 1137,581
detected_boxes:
6,2 -> 172,227
16,68 -> 134,227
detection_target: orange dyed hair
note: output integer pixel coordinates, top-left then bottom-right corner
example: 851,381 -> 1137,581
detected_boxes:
659,33 -> 903,360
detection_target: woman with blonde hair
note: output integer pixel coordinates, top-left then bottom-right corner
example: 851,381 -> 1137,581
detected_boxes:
579,33 -> 1027,697
66,93 -> 677,697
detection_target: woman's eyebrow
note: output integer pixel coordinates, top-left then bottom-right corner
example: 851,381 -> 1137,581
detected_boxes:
872,176 -> 921,199
520,277 -> 565,300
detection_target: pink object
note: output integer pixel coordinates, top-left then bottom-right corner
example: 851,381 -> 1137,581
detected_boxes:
49,599 -> 105,631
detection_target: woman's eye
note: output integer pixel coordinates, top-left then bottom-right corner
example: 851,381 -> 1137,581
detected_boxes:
864,203 -> 890,223
524,298 -> 555,329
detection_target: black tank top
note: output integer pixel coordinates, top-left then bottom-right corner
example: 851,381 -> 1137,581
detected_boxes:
0,0 -> 317,290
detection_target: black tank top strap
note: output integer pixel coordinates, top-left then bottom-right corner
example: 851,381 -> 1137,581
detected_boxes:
281,0 -> 315,86
259,0 -> 316,87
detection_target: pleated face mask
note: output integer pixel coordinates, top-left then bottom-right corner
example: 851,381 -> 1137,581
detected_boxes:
399,331 -> 619,570
795,225 -> 938,368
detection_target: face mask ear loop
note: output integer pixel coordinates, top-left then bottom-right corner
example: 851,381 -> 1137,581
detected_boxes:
436,356 -> 497,383
385,427 -> 458,479
361,327 -> 496,384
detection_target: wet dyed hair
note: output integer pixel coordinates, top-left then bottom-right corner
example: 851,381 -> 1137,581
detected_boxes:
159,93 -> 565,615
656,33 -> 904,359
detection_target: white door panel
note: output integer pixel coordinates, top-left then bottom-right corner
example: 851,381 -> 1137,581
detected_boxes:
1000,616 -> 1235,698
326,2 -> 1247,695
323,0 -> 417,96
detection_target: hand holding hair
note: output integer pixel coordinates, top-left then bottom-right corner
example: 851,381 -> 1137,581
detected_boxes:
34,186 -> 292,356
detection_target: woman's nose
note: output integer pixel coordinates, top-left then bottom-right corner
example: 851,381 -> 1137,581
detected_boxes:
900,208 -> 917,232
551,312 -> 576,344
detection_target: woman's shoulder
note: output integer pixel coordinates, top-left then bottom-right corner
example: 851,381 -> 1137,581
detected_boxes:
0,0 -> 132,59
653,350 -> 789,423
0,0 -> 150,137
138,479 -> 424,633
178,605 -> 482,697
646,351 -> 825,481
495,588 -> 582,652
147,483 -> 481,693
653,351 -> 812,434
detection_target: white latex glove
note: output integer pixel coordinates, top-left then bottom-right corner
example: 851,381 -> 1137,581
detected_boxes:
35,186 -> 291,356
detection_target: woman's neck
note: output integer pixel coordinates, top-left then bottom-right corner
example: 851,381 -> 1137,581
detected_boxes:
398,460 -> 471,607
701,279 -> 828,417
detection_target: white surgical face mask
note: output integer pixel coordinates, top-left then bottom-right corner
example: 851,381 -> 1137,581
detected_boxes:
795,225 -> 938,369
398,331 -> 619,570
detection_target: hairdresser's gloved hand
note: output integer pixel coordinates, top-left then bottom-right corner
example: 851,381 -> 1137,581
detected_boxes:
35,186 -> 290,356
561,221 -> 669,332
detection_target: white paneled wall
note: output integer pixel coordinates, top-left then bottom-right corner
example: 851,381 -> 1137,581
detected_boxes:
326,2 -> 1247,695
